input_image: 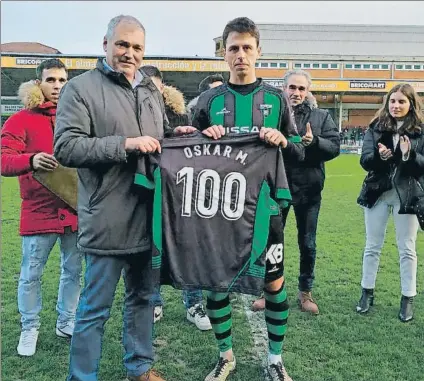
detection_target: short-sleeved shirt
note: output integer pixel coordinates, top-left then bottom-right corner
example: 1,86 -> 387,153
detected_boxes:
191,79 -> 299,142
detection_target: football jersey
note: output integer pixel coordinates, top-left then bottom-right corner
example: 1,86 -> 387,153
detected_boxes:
191,79 -> 300,143
134,132 -> 291,295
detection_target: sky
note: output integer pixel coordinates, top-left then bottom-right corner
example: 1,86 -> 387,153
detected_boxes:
2,1 -> 424,57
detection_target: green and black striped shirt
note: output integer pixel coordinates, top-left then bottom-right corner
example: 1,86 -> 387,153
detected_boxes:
192,79 -> 296,136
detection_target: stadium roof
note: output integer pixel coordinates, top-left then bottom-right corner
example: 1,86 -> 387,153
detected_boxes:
1,42 -> 62,54
1,51 -> 223,61
214,23 -> 424,60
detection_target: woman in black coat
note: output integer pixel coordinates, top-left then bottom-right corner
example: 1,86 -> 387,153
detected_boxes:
356,83 -> 424,322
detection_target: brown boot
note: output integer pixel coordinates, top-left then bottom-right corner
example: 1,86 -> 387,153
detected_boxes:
251,297 -> 265,312
298,291 -> 319,315
127,369 -> 166,381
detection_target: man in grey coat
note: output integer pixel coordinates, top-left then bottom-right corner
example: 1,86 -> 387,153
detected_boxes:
54,15 -> 193,381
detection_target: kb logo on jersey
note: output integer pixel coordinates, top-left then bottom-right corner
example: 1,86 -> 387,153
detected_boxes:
266,244 -> 283,264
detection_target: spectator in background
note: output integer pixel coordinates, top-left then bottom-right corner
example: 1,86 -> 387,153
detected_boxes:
141,65 -> 212,331
1,59 -> 82,357
356,83 -> 424,323
358,127 -> 365,146
186,73 -> 224,120
251,70 -> 340,315
343,128 -> 349,145
350,128 -> 357,145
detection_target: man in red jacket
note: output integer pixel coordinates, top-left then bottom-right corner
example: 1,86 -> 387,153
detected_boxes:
1,59 -> 82,357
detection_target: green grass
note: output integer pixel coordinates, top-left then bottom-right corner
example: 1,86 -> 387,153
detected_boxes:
2,155 -> 424,381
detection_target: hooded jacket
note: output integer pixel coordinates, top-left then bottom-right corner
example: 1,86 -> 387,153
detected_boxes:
163,85 -> 189,128
288,95 -> 340,205
357,120 -> 424,223
54,59 -> 169,255
1,81 -> 78,235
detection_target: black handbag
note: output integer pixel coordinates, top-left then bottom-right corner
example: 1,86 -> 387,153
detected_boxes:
411,178 -> 424,230
357,171 -> 391,207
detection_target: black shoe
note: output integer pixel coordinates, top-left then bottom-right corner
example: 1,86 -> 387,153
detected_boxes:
399,295 -> 413,322
356,288 -> 374,313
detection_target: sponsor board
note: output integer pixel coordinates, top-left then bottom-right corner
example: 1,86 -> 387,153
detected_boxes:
340,145 -> 362,154
1,56 -> 229,72
263,79 -> 285,88
1,104 -> 24,116
349,81 -> 386,89
265,79 -> 424,93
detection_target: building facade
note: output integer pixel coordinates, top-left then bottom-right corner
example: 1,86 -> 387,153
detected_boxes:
2,23 -> 424,128
215,23 -> 424,128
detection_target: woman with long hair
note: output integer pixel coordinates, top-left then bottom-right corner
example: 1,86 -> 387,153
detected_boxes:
356,83 -> 424,322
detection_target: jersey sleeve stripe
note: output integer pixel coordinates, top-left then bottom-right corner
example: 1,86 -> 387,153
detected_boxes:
134,173 -> 155,189
288,135 -> 302,143
276,188 -> 292,201
276,188 -> 292,209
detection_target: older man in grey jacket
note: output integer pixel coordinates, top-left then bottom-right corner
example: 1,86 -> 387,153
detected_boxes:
54,15 -> 194,381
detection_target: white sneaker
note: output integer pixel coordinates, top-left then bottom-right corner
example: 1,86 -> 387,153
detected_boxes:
187,303 -> 212,331
17,328 -> 39,356
56,320 -> 74,338
267,361 -> 293,381
154,306 -> 163,323
204,357 -> 236,381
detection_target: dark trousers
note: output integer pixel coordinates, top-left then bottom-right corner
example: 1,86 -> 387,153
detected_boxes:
282,200 -> 321,292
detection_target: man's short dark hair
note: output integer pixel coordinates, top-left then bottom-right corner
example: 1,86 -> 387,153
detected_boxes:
198,74 -> 225,93
36,59 -> 67,80
222,17 -> 260,48
141,65 -> 163,80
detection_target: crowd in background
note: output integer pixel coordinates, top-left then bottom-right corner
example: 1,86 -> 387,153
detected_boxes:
340,126 -> 366,146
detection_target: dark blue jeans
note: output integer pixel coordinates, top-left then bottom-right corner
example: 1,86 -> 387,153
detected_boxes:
67,253 -> 154,381
282,200 -> 321,292
150,286 -> 203,309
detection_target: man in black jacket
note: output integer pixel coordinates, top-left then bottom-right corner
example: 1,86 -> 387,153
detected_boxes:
283,70 -> 340,314
252,70 -> 340,314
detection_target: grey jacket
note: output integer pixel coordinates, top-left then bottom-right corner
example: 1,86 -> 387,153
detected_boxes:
54,59 -> 169,255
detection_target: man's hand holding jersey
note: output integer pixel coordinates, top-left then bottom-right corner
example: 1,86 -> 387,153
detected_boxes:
202,125 -> 226,140
125,136 -> 162,154
260,127 -> 288,148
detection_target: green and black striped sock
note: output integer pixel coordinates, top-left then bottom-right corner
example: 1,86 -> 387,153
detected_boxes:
264,282 -> 289,355
206,292 -> 232,352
